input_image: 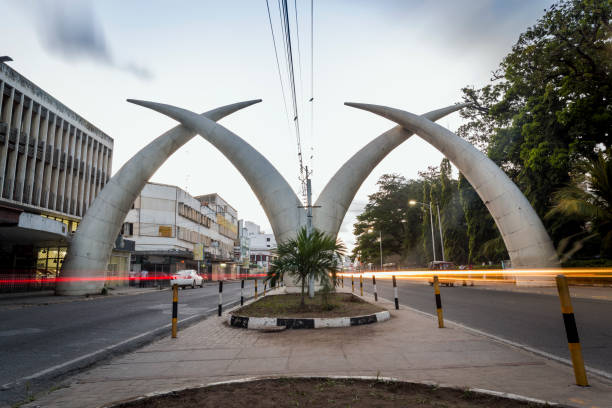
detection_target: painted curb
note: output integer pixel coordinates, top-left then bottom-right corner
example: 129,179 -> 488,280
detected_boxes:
103,375 -> 562,408
229,310 -> 390,330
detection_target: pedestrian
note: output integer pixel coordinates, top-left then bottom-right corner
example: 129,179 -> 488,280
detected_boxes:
140,270 -> 148,288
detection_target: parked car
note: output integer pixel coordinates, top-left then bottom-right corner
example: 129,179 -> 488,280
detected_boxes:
170,269 -> 204,289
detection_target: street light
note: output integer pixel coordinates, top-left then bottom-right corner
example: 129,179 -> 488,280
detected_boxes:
408,200 -> 445,262
367,228 -> 383,271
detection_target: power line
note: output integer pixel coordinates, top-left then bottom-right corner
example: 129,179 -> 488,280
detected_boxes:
265,0 -> 291,131
309,0 -> 314,165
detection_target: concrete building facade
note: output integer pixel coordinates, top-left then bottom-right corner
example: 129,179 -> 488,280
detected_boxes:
0,62 -> 114,292
124,183 -> 240,282
244,221 -> 277,273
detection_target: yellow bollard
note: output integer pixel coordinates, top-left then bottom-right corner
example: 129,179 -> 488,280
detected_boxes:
360,274 -> 363,296
433,276 -> 444,328
556,275 -> 588,386
255,279 -> 258,299
171,284 -> 178,338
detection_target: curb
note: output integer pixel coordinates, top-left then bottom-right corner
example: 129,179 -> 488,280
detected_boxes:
103,375 -> 562,408
228,310 -> 390,329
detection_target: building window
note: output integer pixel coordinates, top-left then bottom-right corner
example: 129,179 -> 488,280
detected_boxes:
266,237 -> 270,242
121,222 -> 133,236
36,247 -> 67,279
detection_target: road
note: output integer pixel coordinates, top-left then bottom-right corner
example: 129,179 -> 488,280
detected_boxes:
0,280 -> 260,406
355,277 -> 612,375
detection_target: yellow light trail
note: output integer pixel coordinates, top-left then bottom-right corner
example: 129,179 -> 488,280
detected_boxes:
338,268 -> 612,284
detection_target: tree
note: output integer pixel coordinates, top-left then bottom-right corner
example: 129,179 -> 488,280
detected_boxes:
266,227 -> 345,307
458,0 -> 611,258
352,174 -> 425,266
547,154 -> 612,258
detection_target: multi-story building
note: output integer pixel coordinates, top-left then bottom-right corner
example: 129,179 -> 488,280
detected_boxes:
124,183 -> 240,281
244,221 -> 277,273
0,61 -> 115,292
235,219 -> 251,274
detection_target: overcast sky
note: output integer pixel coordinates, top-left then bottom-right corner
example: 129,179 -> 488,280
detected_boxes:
1,0 -> 554,249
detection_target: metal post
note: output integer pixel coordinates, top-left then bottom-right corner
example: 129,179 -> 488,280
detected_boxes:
240,279 -> 244,306
429,202 -> 436,262
359,274 -> 363,296
379,230 -> 383,271
171,284 -> 178,338
556,275 -> 588,386
351,275 -> 354,293
254,279 -> 258,299
392,275 -> 399,310
433,276 -> 444,328
436,204 -> 445,262
306,172 -> 314,298
218,280 -> 223,316
264,282 -> 267,296
373,275 -> 378,301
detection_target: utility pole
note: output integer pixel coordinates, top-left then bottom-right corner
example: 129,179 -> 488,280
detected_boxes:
306,167 -> 315,298
379,230 -> 383,271
429,202 -> 436,262
436,204 -> 445,262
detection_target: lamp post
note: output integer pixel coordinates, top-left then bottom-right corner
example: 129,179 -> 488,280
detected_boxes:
368,228 -> 383,271
409,200 -> 445,263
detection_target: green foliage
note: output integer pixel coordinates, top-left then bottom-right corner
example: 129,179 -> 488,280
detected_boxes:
352,174 -> 426,266
458,0 -> 611,259
266,227 -> 345,307
547,153 -> 612,257
352,0 -> 611,265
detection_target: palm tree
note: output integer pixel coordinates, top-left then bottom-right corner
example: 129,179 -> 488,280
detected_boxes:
547,153 -> 612,256
266,227 -> 346,307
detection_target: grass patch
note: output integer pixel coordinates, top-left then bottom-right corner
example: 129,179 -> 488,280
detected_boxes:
232,292 -> 386,318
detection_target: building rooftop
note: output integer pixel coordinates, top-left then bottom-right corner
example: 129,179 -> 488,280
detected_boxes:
0,62 -> 113,145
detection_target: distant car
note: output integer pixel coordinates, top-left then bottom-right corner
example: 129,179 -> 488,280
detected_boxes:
170,269 -> 204,289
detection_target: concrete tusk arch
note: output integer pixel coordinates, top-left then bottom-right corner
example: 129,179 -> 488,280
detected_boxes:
313,103 -> 468,238
126,100 -> 306,244
57,99 -> 262,296
345,102 -> 560,270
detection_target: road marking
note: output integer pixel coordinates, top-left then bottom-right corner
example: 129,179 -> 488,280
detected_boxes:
1,300 -> 240,390
0,328 -> 43,337
372,291 -> 612,381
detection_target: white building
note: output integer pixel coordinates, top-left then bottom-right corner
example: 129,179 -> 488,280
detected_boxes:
244,221 -> 277,272
0,60 -> 116,292
123,182 -> 240,281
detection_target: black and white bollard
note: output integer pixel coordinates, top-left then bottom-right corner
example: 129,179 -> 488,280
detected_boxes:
218,280 -> 223,316
373,275 -> 378,301
240,279 -> 245,306
172,284 -> 178,338
392,275 -> 399,310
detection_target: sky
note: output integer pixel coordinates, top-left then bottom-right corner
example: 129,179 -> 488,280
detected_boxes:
0,0 -> 555,250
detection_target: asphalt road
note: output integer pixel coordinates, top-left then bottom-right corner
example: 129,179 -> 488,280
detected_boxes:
0,280 -> 260,406
356,277 -> 612,375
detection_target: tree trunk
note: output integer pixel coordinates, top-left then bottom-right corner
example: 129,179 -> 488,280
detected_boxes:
300,278 -> 306,308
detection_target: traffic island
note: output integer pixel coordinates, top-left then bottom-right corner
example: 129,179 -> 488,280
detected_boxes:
109,377 -> 556,408
228,292 -> 389,329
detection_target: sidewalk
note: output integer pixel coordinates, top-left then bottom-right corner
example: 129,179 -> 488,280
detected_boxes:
22,289 -> 612,408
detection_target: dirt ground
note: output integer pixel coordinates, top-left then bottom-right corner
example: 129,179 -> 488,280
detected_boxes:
231,292 -> 386,318
112,378 -> 550,408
